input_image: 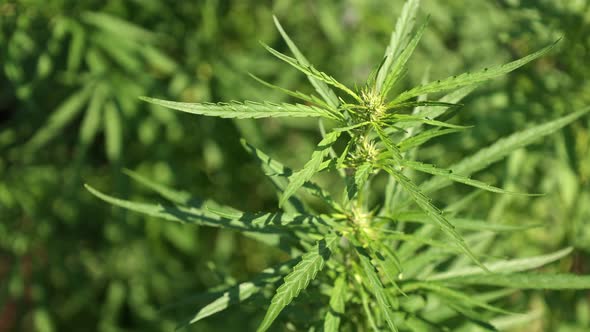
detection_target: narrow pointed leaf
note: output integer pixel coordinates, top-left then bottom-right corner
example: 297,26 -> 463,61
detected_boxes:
85,184 -> 321,234
356,247 -> 399,332
427,247 -> 573,280
178,260 -> 296,328
368,244 -> 404,294
350,163 -> 373,200
123,169 -> 191,204
273,16 -> 340,109
398,128 -> 463,152
386,100 -> 462,111
400,160 -> 534,195
376,0 -> 420,93
393,40 -> 560,103
384,167 -> 485,270
324,276 -> 347,332
140,96 -> 336,119
404,282 -> 512,314
241,139 -> 340,210
263,43 -> 362,102
79,84 -> 106,147
381,17 -> 428,97
393,85 -> 477,132
104,100 -> 122,162
394,212 -> 541,232
26,84 -> 93,152
420,107 -> 590,195
386,114 -> 471,129
256,234 -> 338,332
358,282 -> 380,332
443,273 -> 590,289
248,73 -> 335,113
373,123 -> 403,162
280,131 -> 341,207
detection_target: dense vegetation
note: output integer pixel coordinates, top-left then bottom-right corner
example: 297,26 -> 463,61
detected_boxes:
1,1 -> 589,331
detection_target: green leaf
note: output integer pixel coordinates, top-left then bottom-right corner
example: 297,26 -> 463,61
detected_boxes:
82,12 -> 156,42
403,282 -> 512,315
66,22 -> 85,71
140,97 -> 336,119
443,273 -> 590,289
394,86 -> 477,131
384,167 -> 485,270
256,234 -> 338,332
394,212 -> 540,232
385,100 -> 462,112
241,139 -> 340,211
273,16 -> 340,109
179,260 -> 295,328
104,100 -> 122,162
85,184 -> 321,234
356,247 -> 399,332
368,243 -> 404,294
393,40 -> 560,103
262,43 -> 362,102
427,247 -> 573,280
376,0 -> 420,94
380,17 -> 428,97
248,73 -> 335,112
78,84 -> 106,148
400,160 -> 534,195
324,276 -> 347,332
373,122 -> 403,162
398,128 -> 463,152
385,114 -> 471,129
420,107 -> 590,195
26,84 -> 94,153
346,162 -> 373,201
280,131 -> 341,207
358,280 -> 380,332
123,169 -> 192,204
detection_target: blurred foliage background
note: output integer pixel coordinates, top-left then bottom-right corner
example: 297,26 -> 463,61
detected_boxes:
0,0 -> 589,331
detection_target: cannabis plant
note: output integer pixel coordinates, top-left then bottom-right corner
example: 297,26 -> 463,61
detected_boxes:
88,1 -> 590,330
